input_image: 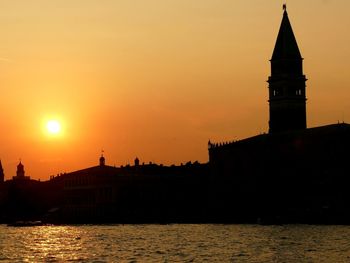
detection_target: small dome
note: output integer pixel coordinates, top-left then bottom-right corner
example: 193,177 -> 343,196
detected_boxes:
99,155 -> 105,166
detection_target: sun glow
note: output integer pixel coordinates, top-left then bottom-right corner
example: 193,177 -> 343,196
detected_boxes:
46,120 -> 61,135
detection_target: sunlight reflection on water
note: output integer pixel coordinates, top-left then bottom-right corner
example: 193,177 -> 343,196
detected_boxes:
0,224 -> 350,262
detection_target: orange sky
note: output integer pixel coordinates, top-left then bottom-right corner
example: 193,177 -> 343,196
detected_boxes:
1,1 -> 350,180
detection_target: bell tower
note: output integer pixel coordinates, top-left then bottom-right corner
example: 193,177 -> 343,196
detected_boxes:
16,161 -> 25,178
268,5 -> 307,133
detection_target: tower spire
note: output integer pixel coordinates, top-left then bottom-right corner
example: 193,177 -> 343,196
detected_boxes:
268,7 -> 307,133
271,6 -> 302,61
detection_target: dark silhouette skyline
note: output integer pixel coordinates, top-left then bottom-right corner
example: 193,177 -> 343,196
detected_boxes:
1,6 -> 350,225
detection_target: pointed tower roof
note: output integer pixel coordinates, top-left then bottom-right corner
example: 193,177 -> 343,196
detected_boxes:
271,7 -> 302,60
17,161 -> 24,170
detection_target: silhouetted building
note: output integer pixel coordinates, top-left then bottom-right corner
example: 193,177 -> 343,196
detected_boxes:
0,162 -> 53,222
0,154 -> 208,224
134,157 -> 140,167
99,154 -> 106,166
268,7 -> 307,133
59,156 -> 208,223
12,161 -> 30,181
208,6 -> 350,223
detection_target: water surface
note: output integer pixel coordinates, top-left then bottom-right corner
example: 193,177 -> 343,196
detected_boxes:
0,224 -> 349,262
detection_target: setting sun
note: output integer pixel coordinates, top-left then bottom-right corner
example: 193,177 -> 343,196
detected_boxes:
46,120 -> 61,135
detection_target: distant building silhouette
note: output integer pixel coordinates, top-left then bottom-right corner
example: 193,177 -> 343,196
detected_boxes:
12,161 -> 30,180
134,157 -> 140,167
99,154 -> 106,166
268,7 -> 307,133
54,156 -> 208,223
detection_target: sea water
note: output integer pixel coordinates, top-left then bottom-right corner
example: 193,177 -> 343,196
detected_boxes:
0,224 -> 349,262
